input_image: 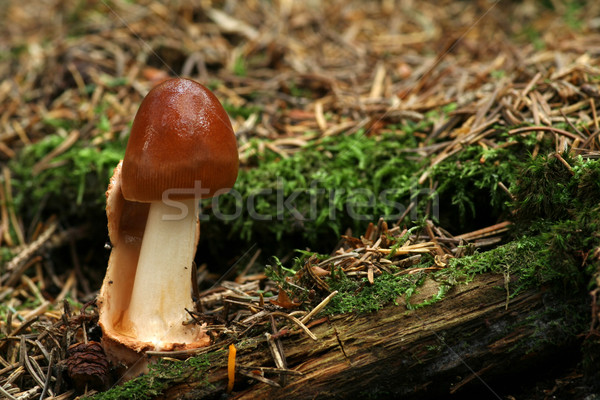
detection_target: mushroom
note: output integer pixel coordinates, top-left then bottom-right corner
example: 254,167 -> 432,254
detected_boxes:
98,78 -> 238,366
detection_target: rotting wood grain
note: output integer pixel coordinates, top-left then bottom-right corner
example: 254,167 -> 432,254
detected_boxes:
166,273 -> 583,399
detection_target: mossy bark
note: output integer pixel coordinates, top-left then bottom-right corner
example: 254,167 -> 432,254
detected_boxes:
160,273 -> 586,399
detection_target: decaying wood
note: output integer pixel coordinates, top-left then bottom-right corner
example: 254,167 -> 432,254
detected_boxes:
164,273 -> 582,399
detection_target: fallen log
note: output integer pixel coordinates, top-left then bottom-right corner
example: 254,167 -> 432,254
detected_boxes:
163,272 -> 587,399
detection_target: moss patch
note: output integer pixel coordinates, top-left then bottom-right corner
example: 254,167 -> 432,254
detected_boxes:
294,155 -> 600,317
88,355 -> 211,400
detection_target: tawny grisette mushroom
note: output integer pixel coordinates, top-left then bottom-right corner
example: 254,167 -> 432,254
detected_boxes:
98,78 -> 238,365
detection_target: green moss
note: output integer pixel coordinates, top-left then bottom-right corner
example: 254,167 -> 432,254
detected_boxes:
510,155 -> 600,291
89,355 -> 211,400
541,207 -> 600,289
443,237 -> 545,292
8,134 -> 125,224
573,156 -> 600,209
8,108 -> 537,264
431,132 -> 548,227
512,152 -> 577,224
210,131 -> 429,249
326,272 -> 423,314
230,137 -> 600,319
320,236 -> 547,316
298,154 -> 600,317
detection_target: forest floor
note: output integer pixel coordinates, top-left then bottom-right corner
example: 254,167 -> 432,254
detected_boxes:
1,0 -> 600,399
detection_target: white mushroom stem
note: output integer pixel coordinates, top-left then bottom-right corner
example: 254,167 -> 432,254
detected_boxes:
126,198 -> 200,347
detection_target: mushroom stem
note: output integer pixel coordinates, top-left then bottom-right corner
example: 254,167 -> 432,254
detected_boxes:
126,198 -> 200,347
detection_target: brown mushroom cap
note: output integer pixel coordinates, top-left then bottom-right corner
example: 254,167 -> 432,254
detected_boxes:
121,78 -> 238,202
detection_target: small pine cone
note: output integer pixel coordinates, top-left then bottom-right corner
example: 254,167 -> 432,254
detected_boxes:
66,341 -> 109,391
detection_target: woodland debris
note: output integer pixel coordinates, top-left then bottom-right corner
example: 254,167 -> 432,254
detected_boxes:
2,0 -> 600,398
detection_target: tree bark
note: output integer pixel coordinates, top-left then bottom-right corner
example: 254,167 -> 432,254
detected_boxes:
165,272 -> 586,399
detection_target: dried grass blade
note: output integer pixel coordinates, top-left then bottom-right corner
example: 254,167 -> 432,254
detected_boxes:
2,167 -> 24,245
20,337 -> 45,391
270,312 -> 317,340
237,369 -> 281,388
300,290 -> 338,325
0,386 -> 18,400
455,221 -> 512,241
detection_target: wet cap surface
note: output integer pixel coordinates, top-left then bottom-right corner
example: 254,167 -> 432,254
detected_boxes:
121,78 -> 239,202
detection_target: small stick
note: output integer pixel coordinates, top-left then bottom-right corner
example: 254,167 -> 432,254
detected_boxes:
20,337 -> 45,390
0,355 -> 44,376
396,201 -> 415,225
375,242 -> 436,255
265,333 -> 286,371
425,222 -> 445,256
300,290 -> 338,325
554,153 -> 574,175
269,315 -> 287,386
264,142 -> 289,159
34,340 -> 50,363
590,98 -> 599,131
2,167 -> 24,245
514,72 -> 541,111
314,100 -> 327,131
29,351 -> 54,400
560,109 -> 585,139
530,93 -> 541,125
237,369 -> 281,388
270,312 -> 317,340
0,181 -> 12,247
21,275 -> 44,304
367,265 -> 374,285
5,221 -> 57,278
240,309 -> 269,325
2,301 -> 49,341
82,321 -> 88,344
455,221 -> 512,241
369,62 -> 386,99
508,126 -> 579,140
317,252 -> 359,268
497,182 -> 516,201
0,385 -> 18,400
533,91 -> 552,125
